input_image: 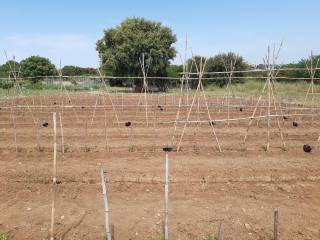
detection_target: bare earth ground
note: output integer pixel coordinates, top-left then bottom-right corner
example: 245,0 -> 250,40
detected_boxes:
0,93 -> 319,240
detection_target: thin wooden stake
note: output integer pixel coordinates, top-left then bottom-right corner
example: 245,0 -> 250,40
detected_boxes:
102,95 -> 110,151
99,163 -> 112,240
267,77 -> 271,151
59,113 -> 64,154
11,107 -> 18,152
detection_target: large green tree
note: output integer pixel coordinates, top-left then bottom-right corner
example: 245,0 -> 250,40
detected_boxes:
20,56 -> 57,81
205,52 -> 248,87
96,17 -> 177,83
187,52 -> 249,87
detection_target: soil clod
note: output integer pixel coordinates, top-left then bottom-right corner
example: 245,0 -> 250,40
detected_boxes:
303,144 -> 312,153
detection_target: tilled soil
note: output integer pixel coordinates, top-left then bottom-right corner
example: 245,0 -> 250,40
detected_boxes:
0,93 -> 319,240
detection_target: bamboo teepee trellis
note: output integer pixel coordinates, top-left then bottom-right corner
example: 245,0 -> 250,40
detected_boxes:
243,44 -> 286,151
171,34 -> 194,146
175,56 -> 222,152
296,51 -> 319,125
222,54 -> 238,126
97,66 -> 120,125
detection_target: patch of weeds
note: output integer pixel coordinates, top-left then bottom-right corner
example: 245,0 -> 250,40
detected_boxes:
149,145 -> 156,152
262,233 -> 274,240
36,144 -> 45,152
62,144 -> 69,152
16,145 -> 23,152
193,144 -> 200,154
151,234 -> 164,240
128,145 -> 135,152
70,78 -> 77,86
45,234 -> 55,240
0,233 -> 8,240
105,146 -> 112,152
201,235 -> 216,240
41,176 -> 50,184
81,145 -> 90,152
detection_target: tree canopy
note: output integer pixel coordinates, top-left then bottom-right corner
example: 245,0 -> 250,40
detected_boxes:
20,56 -> 57,80
187,52 -> 249,87
96,17 -> 177,78
62,65 -> 97,76
280,55 -> 320,83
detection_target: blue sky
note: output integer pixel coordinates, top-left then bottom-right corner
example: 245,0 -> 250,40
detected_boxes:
0,0 -> 319,67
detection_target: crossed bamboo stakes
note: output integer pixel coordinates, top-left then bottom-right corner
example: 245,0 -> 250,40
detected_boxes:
174,56 -> 222,152
243,45 -> 286,151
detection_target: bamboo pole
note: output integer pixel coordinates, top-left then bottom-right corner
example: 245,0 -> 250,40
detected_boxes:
177,56 -> 222,152
97,68 -> 120,125
90,93 -> 100,126
50,112 -> 57,240
270,80 -> 286,149
243,80 -> 268,143
170,78 -> 184,146
176,69 -> 202,151
222,55 -> 237,127
102,95 -> 110,151
99,163 -> 112,240
185,33 -> 189,105
199,80 -> 222,152
139,53 -> 150,126
10,106 -> 18,152
267,77 -> 271,151
266,46 -> 272,151
59,113 -> 64,154
58,67 -> 80,123
243,42 -> 284,146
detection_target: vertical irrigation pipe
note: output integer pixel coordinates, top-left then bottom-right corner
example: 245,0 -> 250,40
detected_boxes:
99,163 -> 112,240
162,146 -> 172,240
50,112 -> 57,240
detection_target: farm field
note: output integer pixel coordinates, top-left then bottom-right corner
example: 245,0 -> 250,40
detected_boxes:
0,92 -> 319,240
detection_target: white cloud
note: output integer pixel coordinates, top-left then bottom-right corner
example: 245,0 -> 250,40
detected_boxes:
0,34 -> 99,67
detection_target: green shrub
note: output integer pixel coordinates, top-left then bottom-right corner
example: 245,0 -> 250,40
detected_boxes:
70,78 -> 77,85
0,233 -> 8,240
0,81 -> 14,89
